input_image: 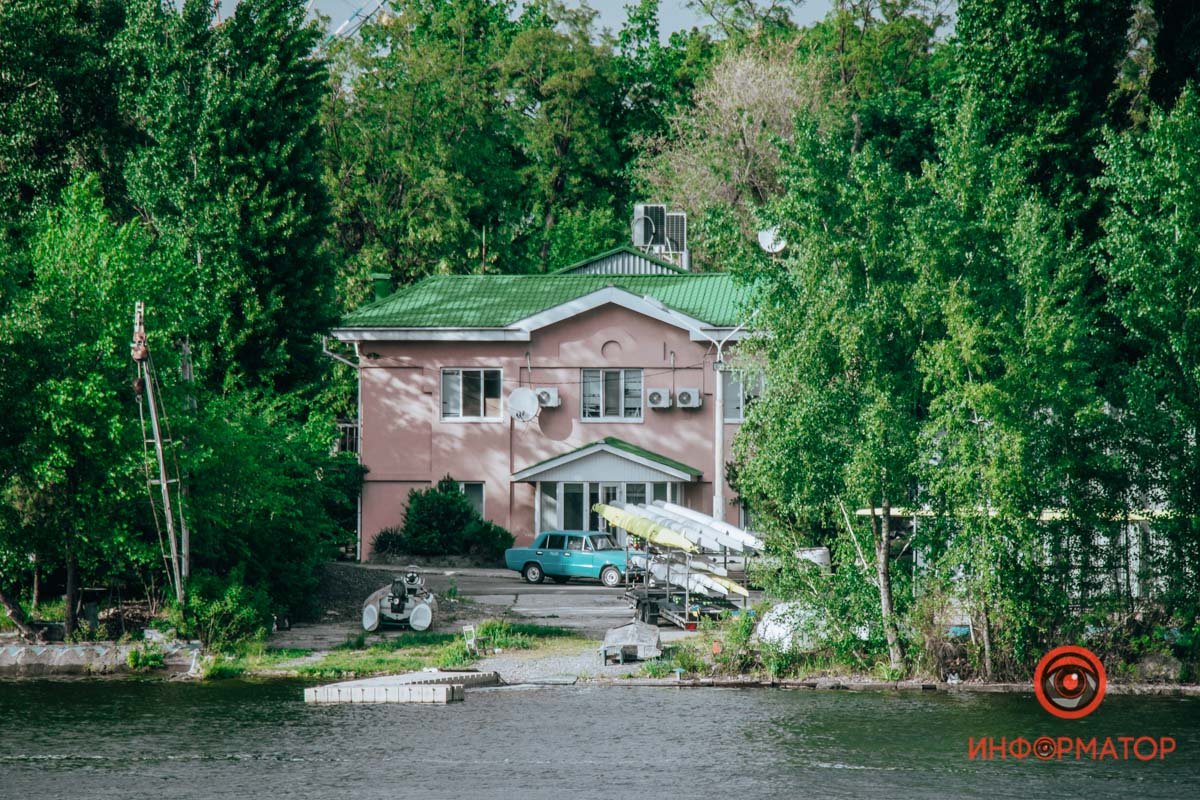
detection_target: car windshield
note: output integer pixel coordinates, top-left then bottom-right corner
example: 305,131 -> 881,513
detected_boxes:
589,534 -> 617,551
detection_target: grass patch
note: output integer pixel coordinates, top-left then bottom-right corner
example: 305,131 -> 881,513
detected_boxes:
203,643 -> 313,679
296,653 -> 427,678
204,619 -> 586,681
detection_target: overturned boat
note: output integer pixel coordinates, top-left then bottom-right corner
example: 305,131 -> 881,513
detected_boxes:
362,571 -> 439,632
600,621 -> 662,664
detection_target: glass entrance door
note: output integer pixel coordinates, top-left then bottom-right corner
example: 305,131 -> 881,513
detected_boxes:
598,483 -> 622,531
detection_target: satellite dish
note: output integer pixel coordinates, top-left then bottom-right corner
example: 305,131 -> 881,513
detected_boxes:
757,227 -> 787,254
508,387 -> 540,422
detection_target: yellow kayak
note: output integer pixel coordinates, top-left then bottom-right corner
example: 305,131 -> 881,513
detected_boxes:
706,573 -> 750,598
592,504 -> 698,553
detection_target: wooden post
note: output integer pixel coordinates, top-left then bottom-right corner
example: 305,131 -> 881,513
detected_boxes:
64,550 -> 78,639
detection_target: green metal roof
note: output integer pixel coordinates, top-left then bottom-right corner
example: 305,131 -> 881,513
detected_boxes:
515,437 -> 703,479
340,273 -> 749,329
551,245 -> 685,274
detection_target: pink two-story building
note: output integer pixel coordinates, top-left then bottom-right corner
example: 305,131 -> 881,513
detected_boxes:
332,246 -> 758,560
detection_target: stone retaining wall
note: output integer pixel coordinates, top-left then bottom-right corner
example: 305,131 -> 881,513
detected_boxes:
0,641 -> 199,676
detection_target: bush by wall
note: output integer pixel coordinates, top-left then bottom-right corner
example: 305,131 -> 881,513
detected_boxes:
372,476 -> 514,562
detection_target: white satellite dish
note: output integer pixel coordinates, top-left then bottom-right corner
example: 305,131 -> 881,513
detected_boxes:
508,387 -> 540,422
757,226 -> 787,254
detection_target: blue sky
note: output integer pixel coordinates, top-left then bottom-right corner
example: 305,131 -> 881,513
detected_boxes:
215,1 -> 834,38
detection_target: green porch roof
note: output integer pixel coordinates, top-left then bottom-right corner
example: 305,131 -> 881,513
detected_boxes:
340,273 -> 749,329
514,437 -> 703,480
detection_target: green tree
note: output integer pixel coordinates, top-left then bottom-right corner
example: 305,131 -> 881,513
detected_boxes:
732,126 -> 929,670
502,1 -> 625,269
0,0 -> 133,221
118,0 -> 336,393
322,0 -> 523,297
908,98 -> 1128,676
1098,89 -> 1200,640
183,392 -> 360,620
954,0 -> 1135,212
0,179 -> 178,638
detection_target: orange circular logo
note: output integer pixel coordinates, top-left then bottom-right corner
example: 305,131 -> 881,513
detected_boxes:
1034,645 -> 1106,719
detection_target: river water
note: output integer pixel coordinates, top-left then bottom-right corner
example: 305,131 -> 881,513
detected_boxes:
1,679 -> 1197,799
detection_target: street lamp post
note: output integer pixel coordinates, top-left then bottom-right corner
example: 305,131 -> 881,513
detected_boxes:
643,295 -> 754,521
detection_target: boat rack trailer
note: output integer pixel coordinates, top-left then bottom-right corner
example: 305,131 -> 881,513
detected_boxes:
624,586 -> 734,631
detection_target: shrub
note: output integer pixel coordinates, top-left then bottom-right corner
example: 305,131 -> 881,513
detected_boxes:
126,644 -> 165,671
372,476 -> 514,562
180,574 -> 272,651
462,518 -> 514,561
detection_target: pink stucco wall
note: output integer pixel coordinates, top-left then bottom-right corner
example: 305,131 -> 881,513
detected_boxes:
354,304 -> 743,559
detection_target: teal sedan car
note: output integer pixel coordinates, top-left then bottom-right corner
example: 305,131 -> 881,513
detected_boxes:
505,531 -> 626,587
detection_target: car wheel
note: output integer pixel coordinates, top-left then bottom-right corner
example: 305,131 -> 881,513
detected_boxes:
522,563 -> 544,584
551,576 -> 570,584
600,566 -> 621,588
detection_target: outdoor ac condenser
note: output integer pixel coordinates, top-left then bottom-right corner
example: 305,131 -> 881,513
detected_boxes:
632,204 -> 667,247
647,388 -> 673,409
675,388 -> 702,408
535,387 -> 561,408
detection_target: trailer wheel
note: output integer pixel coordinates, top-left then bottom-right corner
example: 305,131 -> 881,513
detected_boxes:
522,562 -> 544,584
600,566 -> 621,588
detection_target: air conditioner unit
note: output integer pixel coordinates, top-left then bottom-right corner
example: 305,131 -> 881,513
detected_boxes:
676,388 -> 702,408
535,387 -> 561,408
647,388 -> 673,409
665,212 -> 687,253
632,204 -> 667,247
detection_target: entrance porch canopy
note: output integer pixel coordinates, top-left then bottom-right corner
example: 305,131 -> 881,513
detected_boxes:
512,437 -> 702,483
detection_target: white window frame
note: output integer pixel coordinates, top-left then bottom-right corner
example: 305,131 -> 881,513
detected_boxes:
580,368 -> 643,422
440,368 -> 504,421
722,369 -> 765,422
458,481 -> 485,516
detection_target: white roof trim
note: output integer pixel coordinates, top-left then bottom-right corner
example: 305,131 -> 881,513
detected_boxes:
512,287 -> 710,337
513,442 -> 700,482
331,286 -> 747,343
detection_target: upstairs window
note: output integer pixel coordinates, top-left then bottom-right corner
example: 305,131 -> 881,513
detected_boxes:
441,369 -> 502,420
581,369 -> 642,420
723,369 -> 765,422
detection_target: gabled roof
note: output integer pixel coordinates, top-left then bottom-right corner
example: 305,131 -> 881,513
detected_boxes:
337,273 -> 749,331
552,245 -> 684,275
513,437 -> 703,482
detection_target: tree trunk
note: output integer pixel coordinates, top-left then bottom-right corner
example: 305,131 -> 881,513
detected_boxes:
0,585 -> 43,643
980,603 -> 994,680
31,552 -> 39,614
875,500 -> 903,671
64,551 -> 78,640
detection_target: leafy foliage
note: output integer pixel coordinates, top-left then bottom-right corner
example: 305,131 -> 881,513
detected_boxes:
373,477 -> 514,561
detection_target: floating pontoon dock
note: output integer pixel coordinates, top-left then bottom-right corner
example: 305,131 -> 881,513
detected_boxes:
304,670 -> 500,704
